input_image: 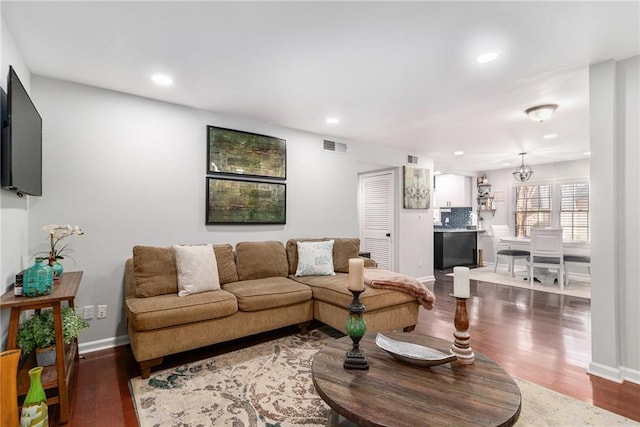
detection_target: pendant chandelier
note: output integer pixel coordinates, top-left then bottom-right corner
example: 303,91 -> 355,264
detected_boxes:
512,153 -> 533,182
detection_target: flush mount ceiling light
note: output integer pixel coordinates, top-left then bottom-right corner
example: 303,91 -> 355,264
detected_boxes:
326,117 -> 340,124
453,150 -> 464,156
512,152 -> 533,182
525,104 -> 558,122
543,133 -> 558,140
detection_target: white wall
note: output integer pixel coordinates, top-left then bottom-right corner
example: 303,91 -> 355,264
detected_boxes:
589,56 -> 639,384
0,17 -> 32,347
25,76 -> 435,350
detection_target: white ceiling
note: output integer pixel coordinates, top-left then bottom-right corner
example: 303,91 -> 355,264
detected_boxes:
2,1 -> 639,174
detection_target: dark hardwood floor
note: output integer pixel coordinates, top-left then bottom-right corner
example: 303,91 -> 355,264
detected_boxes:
54,270 -> 639,425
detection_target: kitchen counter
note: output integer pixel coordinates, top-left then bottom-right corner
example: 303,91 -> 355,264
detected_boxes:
434,228 -> 484,233
434,229 -> 478,270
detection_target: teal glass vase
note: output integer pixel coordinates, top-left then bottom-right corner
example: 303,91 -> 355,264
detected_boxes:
23,258 -> 54,297
20,366 -> 49,427
50,261 -> 64,279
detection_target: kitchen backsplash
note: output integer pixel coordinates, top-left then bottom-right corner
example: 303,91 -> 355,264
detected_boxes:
437,207 -> 472,228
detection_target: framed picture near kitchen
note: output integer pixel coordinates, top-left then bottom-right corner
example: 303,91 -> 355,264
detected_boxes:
403,166 -> 430,209
206,177 -> 286,224
207,126 -> 286,179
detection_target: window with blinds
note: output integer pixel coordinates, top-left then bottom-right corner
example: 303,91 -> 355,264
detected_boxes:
514,184 -> 552,237
560,182 -> 590,241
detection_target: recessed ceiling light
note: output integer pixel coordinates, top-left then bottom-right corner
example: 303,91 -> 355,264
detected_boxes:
584,151 -> 591,156
476,52 -> 498,64
453,151 -> 464,156
543,133 -> 558,140
502,162 -> 511,166
434,171 -> 442,175
151,74 -> 173,86
326,117 -> 340,124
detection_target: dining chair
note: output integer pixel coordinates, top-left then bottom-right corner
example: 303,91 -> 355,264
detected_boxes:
490,225 -> 530,277
564,255 -> 591,286
529,228 -> 564,289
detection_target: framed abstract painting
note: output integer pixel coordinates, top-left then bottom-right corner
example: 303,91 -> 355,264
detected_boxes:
403,166 -> 430,209
206,177 -> 286,224
207,126 -> 286,179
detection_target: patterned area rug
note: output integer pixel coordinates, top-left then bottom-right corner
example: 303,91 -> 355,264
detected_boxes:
130,329 -> 635,426
447,266 -> 591,299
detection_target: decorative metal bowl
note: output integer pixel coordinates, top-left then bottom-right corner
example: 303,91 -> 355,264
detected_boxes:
375,333 -> 457,367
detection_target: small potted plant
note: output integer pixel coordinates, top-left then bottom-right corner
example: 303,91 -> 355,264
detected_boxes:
17,307 -> 89,366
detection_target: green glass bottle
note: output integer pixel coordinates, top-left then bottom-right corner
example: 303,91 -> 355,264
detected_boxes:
20,366 -> 49,427
23,258 -> 53,297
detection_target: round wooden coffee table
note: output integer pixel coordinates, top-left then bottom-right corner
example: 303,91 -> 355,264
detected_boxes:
312,332 -> 521,427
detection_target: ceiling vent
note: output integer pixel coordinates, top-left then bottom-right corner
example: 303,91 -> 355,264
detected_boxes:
323,140 -> 347,154
407,155 -> 419,164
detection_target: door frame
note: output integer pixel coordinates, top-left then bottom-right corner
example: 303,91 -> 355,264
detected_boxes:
358,168 -> 399,271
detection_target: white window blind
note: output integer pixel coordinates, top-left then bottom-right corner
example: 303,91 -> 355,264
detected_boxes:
514,184 -> 552,237
560,182 -> 590,241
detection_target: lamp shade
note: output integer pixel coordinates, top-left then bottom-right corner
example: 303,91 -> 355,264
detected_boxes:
525,104 -> 558,122
512,153 -> 533,182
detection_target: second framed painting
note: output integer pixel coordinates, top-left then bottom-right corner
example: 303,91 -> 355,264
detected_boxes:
206,177 -> 286,224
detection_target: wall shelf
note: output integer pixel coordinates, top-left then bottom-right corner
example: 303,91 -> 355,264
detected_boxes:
476,179 -> 496,216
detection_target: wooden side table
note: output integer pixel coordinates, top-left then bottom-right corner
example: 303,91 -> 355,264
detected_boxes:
0,271 -> 82,424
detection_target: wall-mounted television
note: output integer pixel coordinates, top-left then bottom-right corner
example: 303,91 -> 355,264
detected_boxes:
1,65 -> 43,197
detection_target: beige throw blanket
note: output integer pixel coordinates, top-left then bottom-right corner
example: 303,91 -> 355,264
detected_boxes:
363,267 -> 435,310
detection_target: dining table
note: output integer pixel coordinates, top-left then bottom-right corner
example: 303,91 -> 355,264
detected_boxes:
499,236 -> 590,256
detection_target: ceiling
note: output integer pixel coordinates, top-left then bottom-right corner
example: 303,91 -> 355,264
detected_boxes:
2,1 -> 639,174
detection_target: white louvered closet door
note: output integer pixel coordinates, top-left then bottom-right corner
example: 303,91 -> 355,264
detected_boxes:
359,171 -> 395,270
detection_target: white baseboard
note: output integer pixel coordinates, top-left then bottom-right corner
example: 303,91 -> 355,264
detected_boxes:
588,362 -> 623,383
418,276 -> 435,291
78,334 -> 129,355
620,366 -> 640,385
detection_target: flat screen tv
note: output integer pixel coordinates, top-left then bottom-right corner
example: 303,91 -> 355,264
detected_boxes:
1,65 -> 43,196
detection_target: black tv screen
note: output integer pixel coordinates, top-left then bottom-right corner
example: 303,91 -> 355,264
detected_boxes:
1,65 -> 42,196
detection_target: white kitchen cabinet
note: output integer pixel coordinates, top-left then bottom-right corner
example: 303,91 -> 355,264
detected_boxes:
435,174 -> 471,207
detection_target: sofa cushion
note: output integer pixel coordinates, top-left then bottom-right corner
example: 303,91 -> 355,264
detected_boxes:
213,244 -> 239,284
173,244 -> 220,296
222,277 -> 312,311
132,246 -> 178,297
295,240 -> 336,276
286,238 -> 361,275
235,241 -> 289,280
291,273 -> 416,311
331,238 -> 361,273
126,289 -> 238,331
286,238 -> 325,275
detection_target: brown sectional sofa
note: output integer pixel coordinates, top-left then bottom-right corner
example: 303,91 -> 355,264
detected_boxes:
124,238 -> 420,378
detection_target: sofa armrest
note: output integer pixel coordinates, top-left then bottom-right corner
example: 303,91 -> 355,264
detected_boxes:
363,257 -> 377,268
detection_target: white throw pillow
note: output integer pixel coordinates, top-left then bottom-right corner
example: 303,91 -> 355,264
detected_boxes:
173,244 -> 221,296
295,240 -> 336,277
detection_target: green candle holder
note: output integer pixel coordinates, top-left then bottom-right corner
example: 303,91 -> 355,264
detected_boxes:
344,290 -> 369,370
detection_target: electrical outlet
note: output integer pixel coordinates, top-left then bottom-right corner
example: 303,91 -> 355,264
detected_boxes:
83,305 -> 94,320
97,305 -> 107,319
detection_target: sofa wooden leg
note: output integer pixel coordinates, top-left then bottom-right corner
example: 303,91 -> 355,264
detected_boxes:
139,357 -> 163,379
298,321 -> 311,335
403,325 -> 416,332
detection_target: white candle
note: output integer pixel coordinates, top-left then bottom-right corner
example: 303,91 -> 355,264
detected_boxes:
453,266 -> 470,298
348,258 -> 365,291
